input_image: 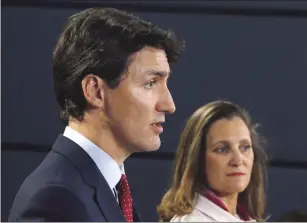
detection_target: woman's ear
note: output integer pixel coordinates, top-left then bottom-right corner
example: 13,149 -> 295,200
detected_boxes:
81,74 -> 105,110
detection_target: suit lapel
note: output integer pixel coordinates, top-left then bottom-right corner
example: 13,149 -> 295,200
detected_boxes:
133,204 -> 142,222
53,135 -> 126,222
128,178 -> 142,222
95,176 -> 126,222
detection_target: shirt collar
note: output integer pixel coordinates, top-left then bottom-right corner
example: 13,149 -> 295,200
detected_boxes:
63,126 -> 124,190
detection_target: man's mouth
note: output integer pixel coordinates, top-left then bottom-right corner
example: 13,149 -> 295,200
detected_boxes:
151,122 -> 164,134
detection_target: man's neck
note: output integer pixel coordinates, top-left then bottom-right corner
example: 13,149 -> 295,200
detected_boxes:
68,120 -> 130,165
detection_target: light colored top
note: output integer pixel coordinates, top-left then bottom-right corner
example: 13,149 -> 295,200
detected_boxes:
63,126 -> 125,200
171,194 -> 256,222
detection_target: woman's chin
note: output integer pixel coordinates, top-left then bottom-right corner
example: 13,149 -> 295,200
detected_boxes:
225,183 -> 248,194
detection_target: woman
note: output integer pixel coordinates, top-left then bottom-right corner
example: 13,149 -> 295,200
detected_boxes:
157,100 -> 268,222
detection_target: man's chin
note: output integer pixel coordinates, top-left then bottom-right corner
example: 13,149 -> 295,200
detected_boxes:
135,139 -> 161,153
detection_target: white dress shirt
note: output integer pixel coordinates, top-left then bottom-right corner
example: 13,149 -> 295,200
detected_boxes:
63,126 -> 125,201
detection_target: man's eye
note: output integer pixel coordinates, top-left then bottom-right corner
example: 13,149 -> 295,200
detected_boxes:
145,81 -> 156,89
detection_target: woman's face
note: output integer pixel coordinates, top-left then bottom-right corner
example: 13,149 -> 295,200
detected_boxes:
205,117 -> 254,195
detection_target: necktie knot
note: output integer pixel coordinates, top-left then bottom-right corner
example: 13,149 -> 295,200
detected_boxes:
116,174 -> 134,222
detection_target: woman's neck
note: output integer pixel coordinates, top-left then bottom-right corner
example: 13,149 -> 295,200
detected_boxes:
218,193 -> 238,216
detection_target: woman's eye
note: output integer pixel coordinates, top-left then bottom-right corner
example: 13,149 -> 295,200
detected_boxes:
214,146 -> 229,154
241,144 -> 251,152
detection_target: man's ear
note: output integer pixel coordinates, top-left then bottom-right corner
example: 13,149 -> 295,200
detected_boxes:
81,74 -> 106,110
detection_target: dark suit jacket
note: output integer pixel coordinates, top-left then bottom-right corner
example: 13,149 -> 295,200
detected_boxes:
8,135 -> 142,222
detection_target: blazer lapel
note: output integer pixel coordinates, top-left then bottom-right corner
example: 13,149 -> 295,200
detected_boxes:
53,135 -> 126,222
195,194 -> 244,222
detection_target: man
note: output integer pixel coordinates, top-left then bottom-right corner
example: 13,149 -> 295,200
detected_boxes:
8,7 -> 184,222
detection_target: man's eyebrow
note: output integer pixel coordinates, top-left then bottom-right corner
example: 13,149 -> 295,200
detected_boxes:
144,69 -> 171,77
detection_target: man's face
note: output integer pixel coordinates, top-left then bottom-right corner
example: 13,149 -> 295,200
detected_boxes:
103,46 -> 176,153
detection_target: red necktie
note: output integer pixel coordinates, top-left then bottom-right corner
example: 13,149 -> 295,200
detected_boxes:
116,174 -> 134,222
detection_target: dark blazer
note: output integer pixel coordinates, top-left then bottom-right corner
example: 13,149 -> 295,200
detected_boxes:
8,135 -> 142,222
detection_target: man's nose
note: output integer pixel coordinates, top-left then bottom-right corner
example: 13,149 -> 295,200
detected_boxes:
157,88 -> 176,114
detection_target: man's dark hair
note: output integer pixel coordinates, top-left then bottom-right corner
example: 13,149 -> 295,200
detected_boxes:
53,8 -> 185,124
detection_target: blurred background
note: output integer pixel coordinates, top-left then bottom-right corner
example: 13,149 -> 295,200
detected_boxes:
1,0 -> 307,221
